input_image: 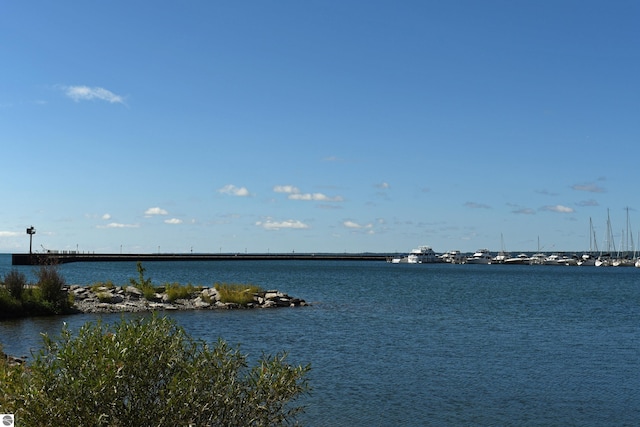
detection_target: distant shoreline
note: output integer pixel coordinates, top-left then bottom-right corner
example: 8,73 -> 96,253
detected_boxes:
12,252 -> 389,265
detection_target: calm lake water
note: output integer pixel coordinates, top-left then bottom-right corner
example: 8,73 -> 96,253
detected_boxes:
1,254 -> 639,426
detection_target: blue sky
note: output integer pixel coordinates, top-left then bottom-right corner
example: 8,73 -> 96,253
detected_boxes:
1,1 -> 638,254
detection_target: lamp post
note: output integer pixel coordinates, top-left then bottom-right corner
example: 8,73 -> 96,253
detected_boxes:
26,226 -> 36,254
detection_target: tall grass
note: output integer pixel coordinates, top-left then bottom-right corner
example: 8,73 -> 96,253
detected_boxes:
214,283 -> 263,305
164,283 -> 198,302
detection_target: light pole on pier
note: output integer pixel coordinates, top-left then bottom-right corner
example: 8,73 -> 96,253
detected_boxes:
26,226 -> 36,254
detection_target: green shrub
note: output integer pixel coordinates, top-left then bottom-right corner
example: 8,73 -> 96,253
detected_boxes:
129,261 -> 156,300
215,283 -> 263,305
35,264 -> 67,310
3,269 -> 27,299
0,288 -> 23,317
0,315 -> 310,426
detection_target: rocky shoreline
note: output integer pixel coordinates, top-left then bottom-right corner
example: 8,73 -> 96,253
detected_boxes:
68,285 -> 308,314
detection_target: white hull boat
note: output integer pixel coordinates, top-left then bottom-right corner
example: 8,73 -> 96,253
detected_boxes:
466,249 -> 492,264
407,246 -> 438,264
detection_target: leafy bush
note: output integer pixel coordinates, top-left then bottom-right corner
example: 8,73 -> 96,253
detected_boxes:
0,267 -> 73,318
3,269 -> 27,299
215,283 -> 264,305
35,264 -> 68,311
0,315 -> 310,426
0,288 -> 23,316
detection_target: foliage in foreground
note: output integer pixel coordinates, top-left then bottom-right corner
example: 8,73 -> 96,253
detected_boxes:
0,315 -> 310,427
215,282 -> 264,305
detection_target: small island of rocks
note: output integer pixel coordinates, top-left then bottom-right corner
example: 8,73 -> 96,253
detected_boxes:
69,284 -> 308,314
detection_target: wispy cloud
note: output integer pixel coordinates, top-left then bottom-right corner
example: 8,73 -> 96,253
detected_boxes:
0,231 -> 20,237
273,185 -> 343,202
145,207 -> 168,216
576,199 -> 599,207
343,221 -> 362,228
507,203 -> 535,215
99,222 -> 140,229
164,218 -> 183,224
571,183 -> 606,193
375,182 -> 390,189
255,218 -> 309,230
218,184 -> 251,197
61,85 -> 125,104
343,220 -> 373,228
464,202 -> 491,209
541,205 -> 574,213
274,185 -> 299,194
343,220 -> 374,234
512,208 -> 536,215
102,213 -> 112,220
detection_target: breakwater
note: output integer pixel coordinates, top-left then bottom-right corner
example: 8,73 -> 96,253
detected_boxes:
11,252 -> 388,265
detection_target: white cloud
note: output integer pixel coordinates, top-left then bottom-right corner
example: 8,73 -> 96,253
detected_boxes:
62,85 -> 125,104
0,231 -> 20,237
218,184 -> 250,197
343,221 -> 374,232
164,218 -> 183,224
273,185 -> 300,194
273,185 -> 343,202
102,213 -> 111,220
541,205 -> 574,213
99,222 -> 140,229
376,182 -> 390,189
289,193 -> 343,202
343,221 -> 362,229
255,218 -> 309,230
145,207 -> 168,216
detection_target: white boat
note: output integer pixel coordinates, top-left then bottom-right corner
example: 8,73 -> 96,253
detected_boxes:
407,246 -> 438,264
579,218 -> 598,266
465,249 -> 492,264
493,234 -> 510,264
612,257 -> 635,267
504,253 -> 531,265
635,258 -> 640,268
561,254 -> 580,266
388,254 -> 408,263
529,253 -> 547,265
492,251 -> 509,264
544,254 -> 564,265
578,254 -> 596,266
441,250 -> 465,264
595,253 -> 612,267
613,207 -> 635,267
596,210 -> 615,267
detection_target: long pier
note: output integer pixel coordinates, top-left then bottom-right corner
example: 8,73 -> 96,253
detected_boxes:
12,252 -> 389,265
